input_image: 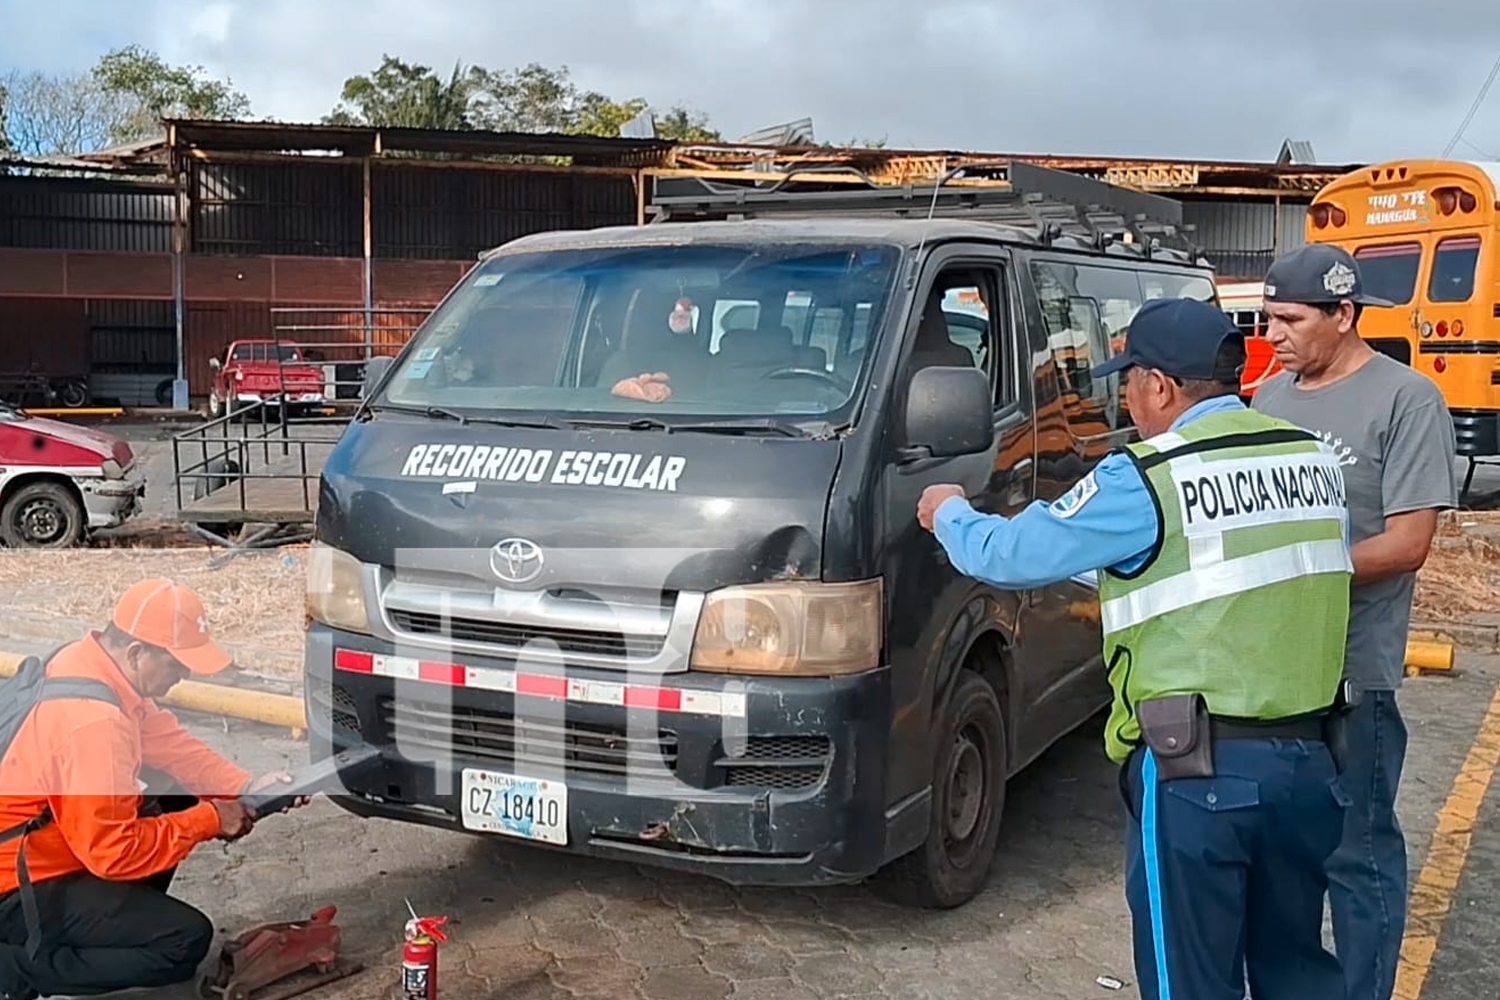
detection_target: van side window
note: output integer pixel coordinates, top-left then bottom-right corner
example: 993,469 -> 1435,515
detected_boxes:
908,269 -> 1005,406
1352,243 -> 1421,305
1429,236 -> 1480,303
1030,260 -> 1137,433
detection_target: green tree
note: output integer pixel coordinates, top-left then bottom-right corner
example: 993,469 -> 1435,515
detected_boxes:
334,57 -> 723,142
324,55 -> 475,130
653,105 -> 720,143
92,44 -> 252,144
466,62 -> 583,133
0,46 -> 250,156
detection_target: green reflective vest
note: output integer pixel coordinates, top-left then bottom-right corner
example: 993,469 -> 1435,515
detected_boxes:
1097,407 -> 1353,764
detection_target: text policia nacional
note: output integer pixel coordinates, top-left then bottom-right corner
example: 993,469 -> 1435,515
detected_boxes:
400,444 -> 688,493
1173,453 -> 1348,531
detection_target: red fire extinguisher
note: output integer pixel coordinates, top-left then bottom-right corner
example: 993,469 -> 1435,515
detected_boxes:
401,901 -> 450,1000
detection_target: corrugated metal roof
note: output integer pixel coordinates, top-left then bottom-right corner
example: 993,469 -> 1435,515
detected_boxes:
1277,139 -> 1318,165
0,152 -> 163,176
164,119 -> 676,164
736,118 -> 817,146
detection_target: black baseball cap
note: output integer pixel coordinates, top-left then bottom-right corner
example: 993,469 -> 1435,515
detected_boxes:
1262,243 -> 1394,308
1092,297 -> 1244,381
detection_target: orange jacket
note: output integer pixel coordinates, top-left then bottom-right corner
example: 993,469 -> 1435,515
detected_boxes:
0,633 -> 253,892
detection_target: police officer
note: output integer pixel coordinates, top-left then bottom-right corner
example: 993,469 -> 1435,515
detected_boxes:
916,297 -> 1356,1000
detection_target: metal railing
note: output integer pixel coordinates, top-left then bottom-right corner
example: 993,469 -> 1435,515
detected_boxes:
171,397 -> 343,516
174,309 -> 428,548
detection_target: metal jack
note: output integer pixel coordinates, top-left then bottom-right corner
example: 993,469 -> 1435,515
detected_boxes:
198,905 -> 363,1000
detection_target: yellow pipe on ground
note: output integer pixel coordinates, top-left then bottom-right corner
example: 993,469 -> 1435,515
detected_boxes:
0,652 -> 307,735
20,407 -> 125,417
1406,639 -> 1455,674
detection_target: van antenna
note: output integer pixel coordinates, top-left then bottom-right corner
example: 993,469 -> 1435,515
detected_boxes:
911,160 -> 1012,282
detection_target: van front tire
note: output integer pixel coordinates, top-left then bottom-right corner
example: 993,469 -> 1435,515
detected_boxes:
873,669 -> 1007,908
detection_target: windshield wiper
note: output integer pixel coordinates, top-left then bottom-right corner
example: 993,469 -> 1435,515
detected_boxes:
569,416 -> 808,438
675,418 -> 807,438
567,417 -> 675,432
362,402 -> 561,429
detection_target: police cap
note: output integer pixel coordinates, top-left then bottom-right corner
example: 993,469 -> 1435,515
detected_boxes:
1092,297 -> 1244,382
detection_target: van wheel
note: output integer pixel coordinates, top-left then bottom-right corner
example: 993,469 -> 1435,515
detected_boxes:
1,482 -> 85,549
874,670 -> 1007,908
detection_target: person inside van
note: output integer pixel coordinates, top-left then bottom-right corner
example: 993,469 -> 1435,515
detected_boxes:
599,291 -> 710,402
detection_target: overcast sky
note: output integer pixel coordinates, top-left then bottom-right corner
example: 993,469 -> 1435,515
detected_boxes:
2,0 -> 1498,165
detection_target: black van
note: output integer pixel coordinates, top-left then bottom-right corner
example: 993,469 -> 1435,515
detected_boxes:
303,200 -> 1220,908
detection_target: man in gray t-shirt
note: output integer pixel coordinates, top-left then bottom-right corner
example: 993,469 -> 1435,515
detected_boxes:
1251,242 -> 1458,1000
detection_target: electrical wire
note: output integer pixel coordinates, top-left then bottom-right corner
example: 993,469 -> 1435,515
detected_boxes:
1442,50 -> 1500,157
1458,135 -> 1498,160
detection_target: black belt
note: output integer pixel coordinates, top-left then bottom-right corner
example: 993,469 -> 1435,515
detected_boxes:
1209,713 -> 1327,742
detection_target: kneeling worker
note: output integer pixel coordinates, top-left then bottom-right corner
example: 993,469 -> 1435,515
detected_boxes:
0,578 -> 305,1000
917,298 -> 1356,999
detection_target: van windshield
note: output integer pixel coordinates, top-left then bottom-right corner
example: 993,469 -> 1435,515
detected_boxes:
377,241 -> 902,423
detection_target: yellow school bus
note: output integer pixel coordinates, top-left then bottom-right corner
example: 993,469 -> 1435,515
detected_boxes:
1305,159 -> 1498,469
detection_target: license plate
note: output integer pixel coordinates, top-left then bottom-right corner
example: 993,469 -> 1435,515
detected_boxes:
460,769 -> 567,845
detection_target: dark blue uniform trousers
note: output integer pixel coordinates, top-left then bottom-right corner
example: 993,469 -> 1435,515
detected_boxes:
1121,736 -> 1351,1000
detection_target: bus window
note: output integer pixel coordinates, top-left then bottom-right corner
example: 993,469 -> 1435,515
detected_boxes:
1352,243 -> 1422,305
1428,236 -> 1481,303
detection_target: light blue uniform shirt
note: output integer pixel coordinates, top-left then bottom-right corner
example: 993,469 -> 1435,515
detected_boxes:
932,396 -> 1246,590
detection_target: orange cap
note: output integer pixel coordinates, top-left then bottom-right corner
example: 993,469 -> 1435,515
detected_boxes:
112,578 -> 233,675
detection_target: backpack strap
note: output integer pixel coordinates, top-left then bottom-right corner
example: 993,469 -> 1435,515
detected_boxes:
0,672 -> 122,959
37,678 -> 121,709
3,810 -> 52,960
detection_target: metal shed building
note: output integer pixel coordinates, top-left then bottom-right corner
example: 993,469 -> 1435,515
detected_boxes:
0,124 -> 1355,409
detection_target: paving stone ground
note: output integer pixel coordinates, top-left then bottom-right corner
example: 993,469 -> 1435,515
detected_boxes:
120,651 -> 1498,1000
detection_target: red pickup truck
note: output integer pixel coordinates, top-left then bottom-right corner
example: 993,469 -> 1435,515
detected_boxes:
207,340 -> 328,419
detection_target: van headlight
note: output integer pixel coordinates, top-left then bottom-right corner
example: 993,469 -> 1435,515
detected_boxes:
305,541 -> 371,634
689,579 -> 882,676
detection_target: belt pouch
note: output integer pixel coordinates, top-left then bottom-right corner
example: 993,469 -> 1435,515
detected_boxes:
1137,693 -> 1215,781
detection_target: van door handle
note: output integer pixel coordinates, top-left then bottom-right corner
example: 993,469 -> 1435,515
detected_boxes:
1007,458 -> 1033,504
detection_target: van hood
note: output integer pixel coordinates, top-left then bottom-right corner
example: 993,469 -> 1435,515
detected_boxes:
316,417 -> 840,594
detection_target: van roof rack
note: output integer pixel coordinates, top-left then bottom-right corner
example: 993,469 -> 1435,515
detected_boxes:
648,159 -> 1209,267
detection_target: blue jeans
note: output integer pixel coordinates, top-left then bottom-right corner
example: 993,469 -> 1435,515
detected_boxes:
1121,738 -> 1349,1000
1328,690 -> 1409,1000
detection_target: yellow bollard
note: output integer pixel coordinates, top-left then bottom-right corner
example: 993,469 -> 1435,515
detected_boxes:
0,650 -> 307,734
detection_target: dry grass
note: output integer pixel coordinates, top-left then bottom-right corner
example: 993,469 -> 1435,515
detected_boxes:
1414,511 -> 1500,621
0,545 -> 308,656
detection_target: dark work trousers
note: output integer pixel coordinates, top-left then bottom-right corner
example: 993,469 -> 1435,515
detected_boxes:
1120,737 -> 1351,1000
1327,690 -> 1409,1000
0,788 -> 215,998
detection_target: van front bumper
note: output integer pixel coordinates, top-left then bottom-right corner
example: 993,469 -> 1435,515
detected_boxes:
303,625 -> 903,886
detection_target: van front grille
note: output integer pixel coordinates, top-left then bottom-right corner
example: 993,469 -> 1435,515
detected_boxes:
378,697 -> 679,779
387,609 -> 666,658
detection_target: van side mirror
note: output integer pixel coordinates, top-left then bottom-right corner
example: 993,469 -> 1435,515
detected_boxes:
361,356 -> 394,398
902,366 -> 994,460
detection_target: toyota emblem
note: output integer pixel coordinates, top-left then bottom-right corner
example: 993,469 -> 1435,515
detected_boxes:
489,537 -> 544,585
